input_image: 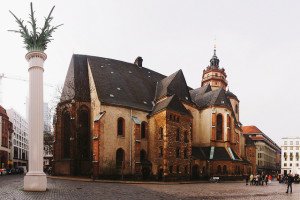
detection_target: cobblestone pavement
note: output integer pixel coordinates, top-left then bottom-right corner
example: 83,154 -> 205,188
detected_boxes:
0,175 -> 299,200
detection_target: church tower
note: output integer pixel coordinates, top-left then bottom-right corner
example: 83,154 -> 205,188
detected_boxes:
201,47 -> 228,90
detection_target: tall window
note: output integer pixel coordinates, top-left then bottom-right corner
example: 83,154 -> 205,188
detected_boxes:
184,148 -> 188,159
227,115 -> 231,142
159,127 -> 163,140
184,131 -> 188,143
176,147 -> 180,158
77,107 -> 90,160
140,149 -> 147,162
217,165 -> 222,174
141,121 -> 147,139
235,104 -> 239,114
176,128 -> 180,141
216,114 -> 223,140
223,165 -> 227,174
117,117 -> 125,136
159,146 -> 163,158
62,110 -> 71,158
116,148 -> 125,169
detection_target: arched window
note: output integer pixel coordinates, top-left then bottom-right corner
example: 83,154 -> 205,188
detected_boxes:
217,165 -> 222,174
227,116 -> 231,142
223,165 -> 227,175
216,114 -> 223,140
141,121 -> 147,139
176,147 -> 180,158
184,148 -> 188,159
176,128 -> 180,141
116,148 -> 125,169
235,104 -> 239,114
159,127 -> 163,140
184,131 -> 188,143
62,110 -> 71,158
159,146 -> 163,158
117,117 -> 125,136
140,149 -> 147,162
77,107 -> 90,160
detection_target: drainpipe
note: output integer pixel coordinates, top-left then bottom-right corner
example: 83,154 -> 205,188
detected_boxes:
130,109 -> 133,174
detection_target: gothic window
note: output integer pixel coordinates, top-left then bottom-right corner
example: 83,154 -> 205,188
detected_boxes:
176,128 -> 180,141
117,117 -> 125,136
116,148 -> 125,169
184,148 -> 188,159
235,104 -> 239,114
62,110 -> 71,158
227,116 -> 231,141
159,127 -> 163,140
223,165 -> 227,174
77,107 -> 90,160
184,131 -> 188,143
159,146 -> 163,158
185,165 -> 188,174
140,149 -> 147,162
176,147 -> 180,158
216,114 -> 223,140
141,121 -> 147,139
217,165 -> 222,174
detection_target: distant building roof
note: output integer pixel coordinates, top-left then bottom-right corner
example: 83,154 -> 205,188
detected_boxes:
242,126 -> 263,134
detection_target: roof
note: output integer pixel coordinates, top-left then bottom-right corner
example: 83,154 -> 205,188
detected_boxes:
192,146 -> 238,161
151,95 -> 192,116
189,84 -> 212,100
226,90 -> 239,101
242,126 -> 263,134
61,54 -> 167,111
155,70 -> 192,102
190,87 -> 233,109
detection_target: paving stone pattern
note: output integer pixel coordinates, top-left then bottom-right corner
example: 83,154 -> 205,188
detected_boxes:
0,175 -> 299,200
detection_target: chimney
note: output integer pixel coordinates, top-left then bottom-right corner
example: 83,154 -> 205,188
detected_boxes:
134,56 -> 143,67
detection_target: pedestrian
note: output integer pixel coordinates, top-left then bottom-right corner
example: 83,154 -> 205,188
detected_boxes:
286,173 -> 294,193
245,174 -> 249,185
265,174 -> 268,186
250,174 -> 254,185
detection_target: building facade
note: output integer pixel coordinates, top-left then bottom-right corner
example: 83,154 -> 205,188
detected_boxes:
281,137 -> 300,175
242,126 -> 281,174
54,50 -> 252,179
7,108 -> 29,168
0,105 -> 13,169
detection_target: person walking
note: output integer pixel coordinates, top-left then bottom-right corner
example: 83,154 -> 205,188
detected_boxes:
250,174 -> 254,185
265,174 -> 268,186
245,174 -> 249,185
286,173 -> 294,193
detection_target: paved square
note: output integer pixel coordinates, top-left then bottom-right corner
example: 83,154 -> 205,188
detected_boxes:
0,175 -> 299,200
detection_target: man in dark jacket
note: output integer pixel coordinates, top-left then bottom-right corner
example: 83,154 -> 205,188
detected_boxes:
286,173 -> 294,193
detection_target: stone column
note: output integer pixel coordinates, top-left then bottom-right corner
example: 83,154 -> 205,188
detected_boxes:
24,51 -> 47,191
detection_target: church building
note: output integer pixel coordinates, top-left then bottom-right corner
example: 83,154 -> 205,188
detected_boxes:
53,49 -> 253,179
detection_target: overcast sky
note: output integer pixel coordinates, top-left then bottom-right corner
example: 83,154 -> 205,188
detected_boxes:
1,0 -> 299,145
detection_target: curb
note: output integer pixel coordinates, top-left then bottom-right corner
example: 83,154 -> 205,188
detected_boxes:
47,176 -> 244,185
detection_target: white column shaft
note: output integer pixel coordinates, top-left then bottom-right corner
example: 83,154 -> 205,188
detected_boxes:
28,66 -> 44,173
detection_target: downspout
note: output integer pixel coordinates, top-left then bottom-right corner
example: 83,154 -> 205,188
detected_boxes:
130,109 -> 133,174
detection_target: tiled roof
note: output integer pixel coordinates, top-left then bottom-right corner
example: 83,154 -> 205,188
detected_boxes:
190,87 -> 233,109
189,84 -> 212,100
242,126 -> 263,134
151,95 -> 192,116
155,70 -> 192,103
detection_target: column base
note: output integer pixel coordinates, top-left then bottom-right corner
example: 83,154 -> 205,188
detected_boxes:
24,172 -> 47,191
